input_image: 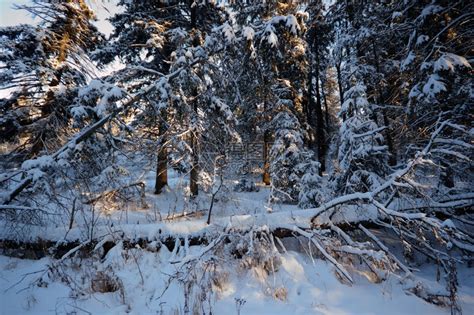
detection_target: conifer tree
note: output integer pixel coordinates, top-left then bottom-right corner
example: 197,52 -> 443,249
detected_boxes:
0,0 -> 102,158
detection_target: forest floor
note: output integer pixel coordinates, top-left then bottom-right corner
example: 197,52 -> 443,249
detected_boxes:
2,249 -> 474,315
1,169 -> 473,315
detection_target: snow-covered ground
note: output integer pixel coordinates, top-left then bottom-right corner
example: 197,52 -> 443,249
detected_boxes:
1,168 -> 473,315
2,247 -> 473,315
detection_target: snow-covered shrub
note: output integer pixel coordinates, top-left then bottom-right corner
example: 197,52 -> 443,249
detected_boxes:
297,160 -> 324,208
91,270 -> 124,294
230,231 -> 281,275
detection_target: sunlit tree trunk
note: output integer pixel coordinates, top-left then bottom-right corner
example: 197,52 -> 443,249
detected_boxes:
188,1 -> 200,197
314,50 -> 326,175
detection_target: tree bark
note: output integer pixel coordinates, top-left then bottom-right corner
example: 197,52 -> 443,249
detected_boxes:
262,129 -> 271,185
190,96 -> 199,197
155,145 -> 168,194
322,84 -> 330,131
155,110 -> 168,194
188,0 -> 200,195
155,136 -> 168,194
335,60 -> 344,114
190,134 -> 199,197
314,51 -> 326,175
372,42 -> 396,166
190,0 -> 197,28
305,61 -> 314,124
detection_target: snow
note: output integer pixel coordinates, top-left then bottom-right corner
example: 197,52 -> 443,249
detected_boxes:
0,163 -> 416,244
21,155 -> 54,171
210,97 -> 233,120
285,15 -> 299,35
185,49 -> 193,59
78,79 -> 103,99
1,159 -> 473,314
70,105 -> 88,119
222,22 -> 236,43
266,30 -> 278,47
442,219 -> 456,229
77,80 -> 125,117
392,11 -> 402,19
341,82 -> 369,114
416,35 -> 429,46
420,61 -> 431,71
422,74 -> 446,97
408,84 -> 421,99
1,250 -> 472,315
242,26 -> 255,41
401,51 -> 416,70
418,5 -> 443,22
1,2 -> 473,314
176,55 -> 187,65
434,53 -> 471,72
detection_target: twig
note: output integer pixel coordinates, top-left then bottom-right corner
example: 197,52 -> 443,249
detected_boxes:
359,224 -> 412,277
288,225 -> 353,284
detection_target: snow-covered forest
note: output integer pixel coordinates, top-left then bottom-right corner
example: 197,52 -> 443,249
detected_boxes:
0,0 -> 473,314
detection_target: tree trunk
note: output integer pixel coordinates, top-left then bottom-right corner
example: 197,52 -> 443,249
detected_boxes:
314,46 -> 326,175
190,94 -> 199,197
155,146 -> 168,194
190,0 -> 197,28
187,3 -> 200,197
306,61 -> 314,124
336,61 -> 344,113
190,134 -> 199,197
322,85 -> 330,130
262,129 -> 271,185
154,112 -> 168,194
372,42 -> 396,166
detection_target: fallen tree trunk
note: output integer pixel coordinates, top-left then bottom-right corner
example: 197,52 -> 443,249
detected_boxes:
0,234 -> 211,260
0,222 -> 371,261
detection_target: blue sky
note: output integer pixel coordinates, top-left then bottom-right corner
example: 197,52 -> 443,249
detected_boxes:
0,0 -> 34,26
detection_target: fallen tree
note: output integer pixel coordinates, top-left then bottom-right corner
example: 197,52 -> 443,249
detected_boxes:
2,119 -> 473,267
1,218 -> 467,311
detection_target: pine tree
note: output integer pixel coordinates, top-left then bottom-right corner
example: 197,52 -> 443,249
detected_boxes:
230,1 -> 312,190
397,0 -> 472,190
0,0 -> 102,158
270,110 -> 312,203
333,80 -> 389,195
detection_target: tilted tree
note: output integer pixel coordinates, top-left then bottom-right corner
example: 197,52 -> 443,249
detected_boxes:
0,0 -> 102,159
